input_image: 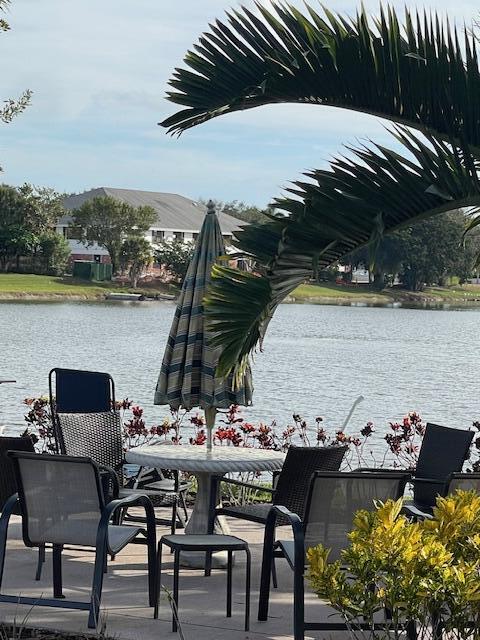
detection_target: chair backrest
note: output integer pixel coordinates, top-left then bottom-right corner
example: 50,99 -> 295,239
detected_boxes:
55,412 -> 124,481
414,423 -> 474,508
9,451 -> 104,548
49,368 -> 115,414
447,473 -> 480,495
273,445 -> 348,518
0,436 -> 35,510
303,471 -> 409,562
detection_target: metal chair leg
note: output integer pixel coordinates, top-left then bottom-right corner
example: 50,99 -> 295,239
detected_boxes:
88,537 -> 107,629
205,550 -> 212,577
0,495 -> 17,590
178,491 -> 188,526
172,550 -> 180,633
154,542 -> 163,619
271,555 -> 278,589
226,551 -> 232,618
171,497 -> 177,535
293,557 -> 305,640
245,547 -> 251,632
35,545 -> 45,581
52,545 -> 64,599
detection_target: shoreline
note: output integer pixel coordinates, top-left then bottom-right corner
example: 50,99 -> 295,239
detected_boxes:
2,290 -> 480,309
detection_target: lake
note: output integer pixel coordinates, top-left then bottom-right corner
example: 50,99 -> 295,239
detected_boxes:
1,300 -> 479,454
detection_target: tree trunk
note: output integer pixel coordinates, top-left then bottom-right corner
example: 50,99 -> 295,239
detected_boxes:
373,270 -> 385,290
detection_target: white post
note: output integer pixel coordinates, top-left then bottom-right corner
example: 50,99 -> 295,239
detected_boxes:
205,406 -> 217,452
342,395 -> 364,431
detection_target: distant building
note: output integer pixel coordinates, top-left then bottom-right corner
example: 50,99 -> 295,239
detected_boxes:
57,187 -> 242,263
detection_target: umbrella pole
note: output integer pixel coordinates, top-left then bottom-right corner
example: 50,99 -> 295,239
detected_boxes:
205,406 -> 217,452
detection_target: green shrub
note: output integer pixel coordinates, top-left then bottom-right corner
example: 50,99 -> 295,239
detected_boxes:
308,491 -> 480,639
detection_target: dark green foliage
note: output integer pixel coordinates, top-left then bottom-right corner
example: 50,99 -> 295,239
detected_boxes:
72,196 -> 157,275
161,3 -> 480,145
160,3 -> 480,377
221,201 -> 270,224
119,236 -> 153,288
154,239 -> 195,285
37,232 -> 71,276
0,184 -> 66,273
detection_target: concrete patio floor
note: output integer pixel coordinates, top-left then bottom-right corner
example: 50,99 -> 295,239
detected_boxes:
0,510 -> 346,640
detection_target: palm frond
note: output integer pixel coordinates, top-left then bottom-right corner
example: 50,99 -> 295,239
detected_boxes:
205,128 -> 480,376
161,3 -> 480,145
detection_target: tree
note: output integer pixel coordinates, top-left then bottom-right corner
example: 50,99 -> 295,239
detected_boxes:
399,212 -> 475,291
154,239 -> 195,285
161,3 -> 480,377
119,237 -> 152,288
72,196 -> 157,275
0,183 -> 69,272
221,201 -> 270,224
0,184 -> 35,271
37,233 -> 71,275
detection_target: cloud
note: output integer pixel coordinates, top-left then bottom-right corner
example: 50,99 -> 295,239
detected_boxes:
1,0 -> 479,205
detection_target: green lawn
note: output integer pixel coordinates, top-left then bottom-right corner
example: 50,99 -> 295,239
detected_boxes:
291,282 -> 480,303
0,273 -> 176,298
291,283 -> 390,300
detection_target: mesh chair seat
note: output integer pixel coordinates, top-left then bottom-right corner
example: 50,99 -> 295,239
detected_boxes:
221,503 -> 272,523
221,503 -> 295,526
108,525 -> 144,554
161,534 -> 248,551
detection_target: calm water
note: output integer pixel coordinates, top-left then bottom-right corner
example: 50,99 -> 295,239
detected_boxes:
1,301 -> 479,451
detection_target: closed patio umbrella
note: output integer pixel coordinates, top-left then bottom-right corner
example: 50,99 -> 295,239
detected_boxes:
154,200 -> 253,450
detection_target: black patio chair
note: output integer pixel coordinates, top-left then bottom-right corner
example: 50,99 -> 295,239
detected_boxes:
358,423 -> 473,519
210,445 -> 348,527
0,452 -> 156,628
49,368 -> 190,531
402,423 -> 473,518
0,436 -> 45,580
257,471 -> 409,640
208,445 -> 347,583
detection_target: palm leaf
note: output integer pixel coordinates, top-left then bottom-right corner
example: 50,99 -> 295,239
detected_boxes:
161,3 -> 480,145
205,128 -> 480,376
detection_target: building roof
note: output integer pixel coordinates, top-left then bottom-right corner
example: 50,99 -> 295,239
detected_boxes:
59,187 -> 243,235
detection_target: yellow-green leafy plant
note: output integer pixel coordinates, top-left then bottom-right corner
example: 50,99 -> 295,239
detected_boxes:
307,492 -> 480,640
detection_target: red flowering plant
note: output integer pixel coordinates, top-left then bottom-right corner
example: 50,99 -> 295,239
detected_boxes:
115,399 -> 189,450
23,397 -> 56,453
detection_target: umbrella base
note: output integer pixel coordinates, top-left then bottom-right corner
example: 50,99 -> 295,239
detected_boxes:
181,471 -> 231,568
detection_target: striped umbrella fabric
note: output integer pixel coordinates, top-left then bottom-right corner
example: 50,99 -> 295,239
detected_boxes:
154,201 -> 253,441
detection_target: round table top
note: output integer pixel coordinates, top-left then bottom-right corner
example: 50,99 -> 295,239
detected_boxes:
126,443 -> 285,474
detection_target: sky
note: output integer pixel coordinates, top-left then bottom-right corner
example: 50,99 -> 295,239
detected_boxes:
0,0 -> 479,207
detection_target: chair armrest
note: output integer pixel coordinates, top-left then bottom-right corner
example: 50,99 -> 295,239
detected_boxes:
98,464 -> 120,500
218,476 -> 275,494
355,467 -> 412,476
412,476 -> 448,485
98,493 -> 156,554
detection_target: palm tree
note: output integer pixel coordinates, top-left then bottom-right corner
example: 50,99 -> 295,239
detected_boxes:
160,3 -> 480,378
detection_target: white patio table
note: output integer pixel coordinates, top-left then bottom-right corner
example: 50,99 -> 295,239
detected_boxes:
126,444 -> 285,567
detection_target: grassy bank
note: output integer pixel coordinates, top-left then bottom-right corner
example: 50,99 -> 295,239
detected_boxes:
0,273 -> 177,300
2,274 -> 480,306
288,282 -> 480,305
